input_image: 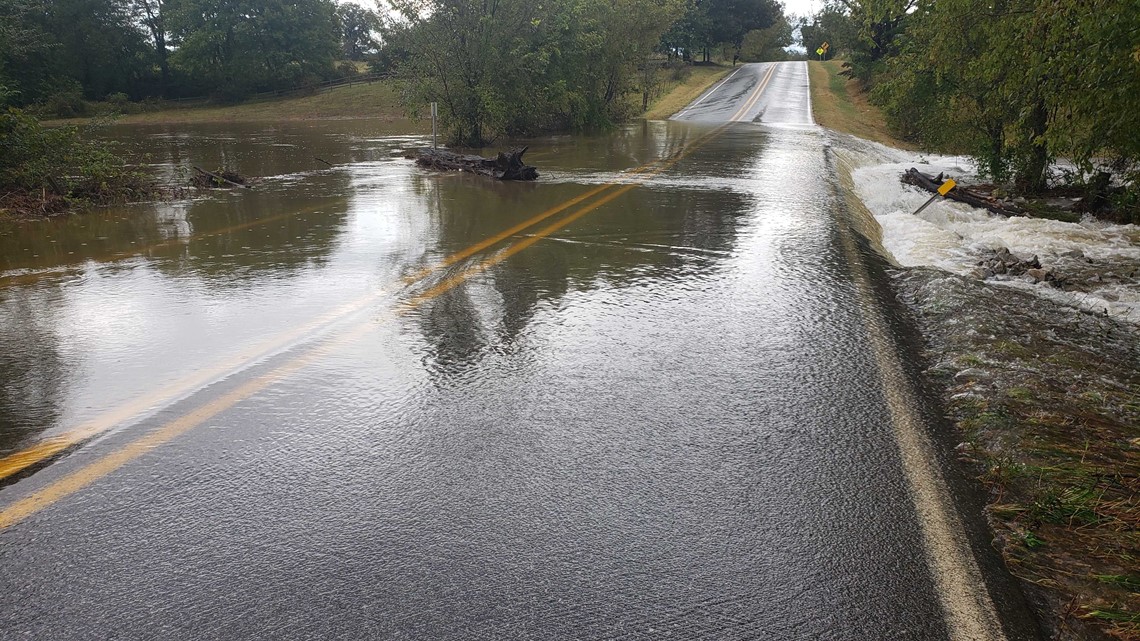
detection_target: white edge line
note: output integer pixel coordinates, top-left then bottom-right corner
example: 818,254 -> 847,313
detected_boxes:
672,65 -> 746,119
804,61 -> 815,125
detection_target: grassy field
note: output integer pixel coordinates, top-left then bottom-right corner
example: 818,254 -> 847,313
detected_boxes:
807,60 -> 911,149
643,64 -> 733,120
72,80 -> 422,127
52,66 -> 731,128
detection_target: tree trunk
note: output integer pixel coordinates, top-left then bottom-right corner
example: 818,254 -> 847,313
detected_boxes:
1016,98 -> 1049,194
901,168 -> 1023,217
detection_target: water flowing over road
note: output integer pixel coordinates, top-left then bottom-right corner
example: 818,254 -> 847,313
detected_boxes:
0,63 -> 1041,639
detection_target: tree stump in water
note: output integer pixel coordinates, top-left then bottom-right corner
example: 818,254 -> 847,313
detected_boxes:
412,146 -> 539,181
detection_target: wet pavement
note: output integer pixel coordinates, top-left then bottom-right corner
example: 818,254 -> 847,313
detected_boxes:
0,64 -> 1038,639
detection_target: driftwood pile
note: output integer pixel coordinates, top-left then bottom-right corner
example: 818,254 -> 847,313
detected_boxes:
410,146 -> 539,181
902,168 -> 1022,217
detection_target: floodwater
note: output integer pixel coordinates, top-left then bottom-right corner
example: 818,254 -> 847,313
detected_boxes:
0,66 -> 1042,640
832,135 -> 1140,323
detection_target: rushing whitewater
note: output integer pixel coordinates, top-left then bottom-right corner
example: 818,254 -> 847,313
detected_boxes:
831,133 -> 1140,323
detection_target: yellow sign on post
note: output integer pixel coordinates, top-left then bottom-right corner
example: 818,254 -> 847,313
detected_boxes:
937,178 -> 956,196
816,47 -> 824,56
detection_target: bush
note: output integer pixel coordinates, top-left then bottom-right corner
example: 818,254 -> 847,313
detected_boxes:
666,61 -> 692,83
44,84 -> 89,118
0,108 -> 155,213
335,61 -> 361,79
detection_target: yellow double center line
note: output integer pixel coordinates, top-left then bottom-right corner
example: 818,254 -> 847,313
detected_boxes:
0,64 -> 781,530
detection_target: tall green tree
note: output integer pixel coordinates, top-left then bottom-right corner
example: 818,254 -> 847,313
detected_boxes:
338,3 -> 381,61
133,0 -> 171,96
664,0 -> 783,62
390,0 -> 683,146
166,0 -> 340,99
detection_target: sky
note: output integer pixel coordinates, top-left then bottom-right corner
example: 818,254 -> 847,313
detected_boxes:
782,0 -> 818,19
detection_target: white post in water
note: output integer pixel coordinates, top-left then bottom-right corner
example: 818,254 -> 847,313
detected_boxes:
431,102 -> 438,149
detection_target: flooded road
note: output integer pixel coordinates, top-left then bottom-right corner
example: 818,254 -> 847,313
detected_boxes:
1,64 -> 1038,639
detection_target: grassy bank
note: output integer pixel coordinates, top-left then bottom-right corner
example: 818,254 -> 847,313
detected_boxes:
897,270 -> 1140,640
808,60 -> 911,149
54,81 -> 423,127
643,64 -> 733,120
52,65 -> 730,128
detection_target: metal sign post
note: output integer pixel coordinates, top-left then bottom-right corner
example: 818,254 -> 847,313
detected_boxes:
912,178 -> 957,216
430,102 -> 438,149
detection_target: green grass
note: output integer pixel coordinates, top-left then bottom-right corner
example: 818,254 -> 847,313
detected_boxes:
53,80 -> 423,128
807,60 -> 912,149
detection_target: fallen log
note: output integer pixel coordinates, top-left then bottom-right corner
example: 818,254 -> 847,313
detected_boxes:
411,146 -> 539,181
192,165 -> 250,189
901,167 -> 1022,217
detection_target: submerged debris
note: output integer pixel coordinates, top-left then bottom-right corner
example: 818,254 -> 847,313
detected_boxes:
410,146 -> 539,181
191,166 -> 252,189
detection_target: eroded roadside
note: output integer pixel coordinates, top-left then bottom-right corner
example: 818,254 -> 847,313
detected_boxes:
896,268 -> 1140,641
830,134 -> 1140,640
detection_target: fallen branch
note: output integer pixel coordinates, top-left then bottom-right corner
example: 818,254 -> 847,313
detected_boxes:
902,168 -> 1022,217
192,165 -> 250,189
410,146 -> 539,181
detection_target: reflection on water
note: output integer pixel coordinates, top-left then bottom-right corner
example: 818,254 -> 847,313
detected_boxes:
0,119 -> 767,454
406,126 -> 762,381
0,289 -> 66,453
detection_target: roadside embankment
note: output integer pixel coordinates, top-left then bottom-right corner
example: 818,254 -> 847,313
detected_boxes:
821,71 -> 1140,638
48,81 -> 423,128
808,60 -> 911,150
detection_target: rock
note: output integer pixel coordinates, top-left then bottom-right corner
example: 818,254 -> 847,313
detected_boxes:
1025,268 -> 1048,282
1061,249 -> 1085,259
1021,274 -> 1038,283
993,263 -> 1007,275
954,367 -> 992,382
1028,255 -> 1041,269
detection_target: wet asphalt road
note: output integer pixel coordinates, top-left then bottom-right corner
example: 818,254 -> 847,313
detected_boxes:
0,63 -> 1038,639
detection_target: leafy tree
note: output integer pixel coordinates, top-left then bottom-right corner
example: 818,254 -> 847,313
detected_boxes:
739,14 -> 792,61
133,0 -> 171,96
798,1 -> 856,58
166,0 -> 340,99
390,0 -> 683,146
338,3 -> 381,61
664,0 -> 783,62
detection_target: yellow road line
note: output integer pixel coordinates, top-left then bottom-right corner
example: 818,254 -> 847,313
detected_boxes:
0,70 -> 781,528
0,321 -> 373,531
401,66 -> 779,306
0,294 -> 380,480
401,130 -> 723,284
730,63 -> 777,122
